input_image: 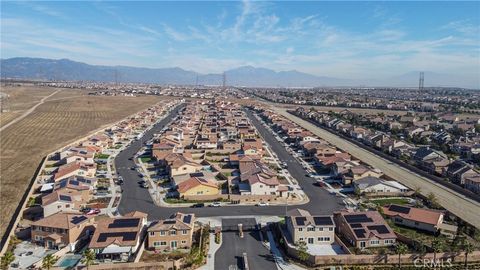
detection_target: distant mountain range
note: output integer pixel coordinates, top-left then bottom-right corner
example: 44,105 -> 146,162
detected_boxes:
1,57 -> 477,88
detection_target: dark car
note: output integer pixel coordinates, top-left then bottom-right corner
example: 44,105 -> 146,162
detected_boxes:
191,203 -> 205,208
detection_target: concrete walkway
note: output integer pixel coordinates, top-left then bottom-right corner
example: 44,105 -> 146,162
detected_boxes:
198,233 -> 222,270
266,231 -> 307,270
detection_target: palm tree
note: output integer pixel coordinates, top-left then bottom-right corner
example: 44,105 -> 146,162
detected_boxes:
462,240 -> 474,270
81,248 -> 96,270
1,251 -> 15,270
42,254 -> 58,270
395,243 -> 408,269
431,238 -> 444,266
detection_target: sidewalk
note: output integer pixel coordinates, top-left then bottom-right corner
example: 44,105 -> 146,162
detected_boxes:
266,231 -> 307,270
198,233 -> 222,270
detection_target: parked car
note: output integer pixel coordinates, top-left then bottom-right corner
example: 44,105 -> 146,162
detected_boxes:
209,202 -> 221,207
87,208 -> 101,215
81,207 -> 92,214
256,202 -> 269,207
191,203 -> 205,208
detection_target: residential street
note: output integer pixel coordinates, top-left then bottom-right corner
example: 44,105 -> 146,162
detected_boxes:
116,104 -> 344,220
272,107 -> 480,228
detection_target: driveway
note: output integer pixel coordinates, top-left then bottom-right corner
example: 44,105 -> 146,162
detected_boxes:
215,218 -> 276,270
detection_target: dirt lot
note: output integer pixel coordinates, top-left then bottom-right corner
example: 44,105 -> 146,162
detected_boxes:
0,86 -> 61,127
0,86 -> 168,238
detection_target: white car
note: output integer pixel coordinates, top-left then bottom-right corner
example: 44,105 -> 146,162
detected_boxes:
256,202 -> 269,206
209,202 -> 221,207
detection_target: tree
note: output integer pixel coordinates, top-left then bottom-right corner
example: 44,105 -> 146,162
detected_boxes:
431,238 -> 444,264
427,192 -> 441,209
81,249 -> 96,270
1,251 -> 15,270
295,241 -> 310,263
462,239 -> 474,270
42,254 -> 58,270
395,243 -> 408,269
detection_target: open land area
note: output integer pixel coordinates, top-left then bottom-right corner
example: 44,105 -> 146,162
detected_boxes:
0,86 -> 167,237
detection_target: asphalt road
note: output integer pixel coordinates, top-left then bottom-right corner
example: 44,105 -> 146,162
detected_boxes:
215,230 -> 276,270
117,104 -> 344,221
272,107 -> 480,228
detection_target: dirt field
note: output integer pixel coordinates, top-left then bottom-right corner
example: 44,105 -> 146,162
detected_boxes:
0,87 -> 168,238
0,86 -> 57,127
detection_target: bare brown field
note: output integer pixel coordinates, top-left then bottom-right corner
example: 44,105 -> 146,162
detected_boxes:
0,86 -> 56,111
0,86 -> 89,127
0,93 -> 169,238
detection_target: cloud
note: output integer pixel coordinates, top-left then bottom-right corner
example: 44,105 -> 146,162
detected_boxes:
163,24 -> 189,41
441,20 -> 480,37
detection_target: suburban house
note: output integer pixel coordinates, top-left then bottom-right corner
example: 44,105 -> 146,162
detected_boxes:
54,161 -> 96,181
60,147 -> 95,164
445,160 -> 479,185
42,190 -> 85,217
89,211 -> 148,262
465,175 -> 480,194
147,212 -> 195,251
382,204 -> 451,233
176,176 -> 219,198
341,165 -> 383,185
354,177 -> 409,196
168,155 -> 203,177
334,211 -> 397,249
31,212 -> 95,251
238,160 -> 286,196
285,209 -> 335,245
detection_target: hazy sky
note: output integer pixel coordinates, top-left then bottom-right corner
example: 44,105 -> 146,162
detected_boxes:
1,1 -> 479,81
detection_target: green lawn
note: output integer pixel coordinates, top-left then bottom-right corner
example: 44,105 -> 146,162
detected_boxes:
95,153 -> 110,159
140,157 -> 152,163
369,198 -> 410,206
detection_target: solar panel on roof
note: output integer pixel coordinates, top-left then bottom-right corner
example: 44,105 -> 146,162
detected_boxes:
58,180 -> 67,188
108,218 -> 140,229
70,180 -> 80,186
295,217 -> 306,226
353,228 -> 366,238
350,223 -> 362,228
345,214 -> 372,224
183,215 -> 192,224
367,225 -> 390,234
190,172 -> 204,177
97,232 -> 138,242
163,220 -> 176,224
71,216 -> 87,225
313,216 -> 333,226
198,178 -> 208,183
59,195 -> 71,202
389,205 -> 411,214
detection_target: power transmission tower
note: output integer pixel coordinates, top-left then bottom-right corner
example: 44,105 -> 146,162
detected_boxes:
419,71 -> 424,91
115,69 -> 119,85
222,72 -> 226,90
